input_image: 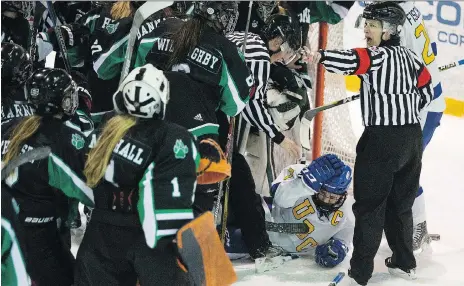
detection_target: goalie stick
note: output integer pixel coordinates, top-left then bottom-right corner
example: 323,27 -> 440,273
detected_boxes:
2,147 -> 51,181
119,1 -> 173,85
265,221 -> 309,234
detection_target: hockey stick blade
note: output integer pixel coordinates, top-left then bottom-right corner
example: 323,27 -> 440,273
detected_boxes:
438,59 -> 464,72
300,116 -> 312,151
120,1 -> 173,84
328,272 -> 346,286
265,221 -> 309,234
430,234 -> 440,241
2,147 -> 51,181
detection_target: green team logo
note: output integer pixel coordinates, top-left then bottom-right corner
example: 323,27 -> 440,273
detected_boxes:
173,139 -> 189,159
106,22 -> 119,34
71,134 -> 85,150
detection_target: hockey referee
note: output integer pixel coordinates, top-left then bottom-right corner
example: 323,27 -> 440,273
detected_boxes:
307,2 -> 433,285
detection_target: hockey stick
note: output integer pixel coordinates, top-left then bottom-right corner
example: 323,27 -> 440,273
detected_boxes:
265,221 -> 309,234
119,1 -> 173,85
300,94 -> 360,150
28,2 -> 45,63
438,59 -> 464,72
46,1 -> 72,72
299,58 -> 464,151
216,1 -> 254,245
2,147 -> 51,181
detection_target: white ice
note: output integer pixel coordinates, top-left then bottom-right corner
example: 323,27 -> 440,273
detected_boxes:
233,114 -> 464,286
70,115 -> 463,286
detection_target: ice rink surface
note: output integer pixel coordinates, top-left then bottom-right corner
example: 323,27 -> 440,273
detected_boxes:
70,115 -> 463,286
233,114 -> 464,286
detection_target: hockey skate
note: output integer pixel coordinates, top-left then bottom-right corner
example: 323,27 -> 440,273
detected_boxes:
253,243 -> 287,273
413,221 -> 432,254
385,257 -> 417,280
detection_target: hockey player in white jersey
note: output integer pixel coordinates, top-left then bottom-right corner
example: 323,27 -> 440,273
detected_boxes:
267,154 -> 353,268
397,1 -> 445,253
226,154 -> 354,269
354,1 -> 445,253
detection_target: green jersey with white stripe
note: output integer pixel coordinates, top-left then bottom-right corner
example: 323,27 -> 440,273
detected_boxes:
77,5 -> 133,81
134,17 -> 254,117
1,117 -> 94,212
88,117 -> 200,249
1,189 -> 30,286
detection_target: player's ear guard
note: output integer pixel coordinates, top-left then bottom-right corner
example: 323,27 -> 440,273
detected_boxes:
113,90 -> 127,114
176,211 -> 237,286
197,139 -> 231,185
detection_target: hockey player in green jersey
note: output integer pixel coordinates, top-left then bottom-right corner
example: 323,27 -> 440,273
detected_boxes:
37,2 -> 141,118
2,68 -> 94,286
133,1 -> 255,185
76,64 -> 200,285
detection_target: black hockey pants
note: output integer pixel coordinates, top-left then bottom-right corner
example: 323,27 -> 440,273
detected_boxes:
24,222 -> 75,286
349,124 -> 422,285
74,209 -> 191,286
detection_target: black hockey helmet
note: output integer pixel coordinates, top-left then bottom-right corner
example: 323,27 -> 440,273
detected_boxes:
1,43 -> 33,88
25,68 -> 78,117
262,14 -> 299,51
363,2 -> 406,29
192,1 -> 239,34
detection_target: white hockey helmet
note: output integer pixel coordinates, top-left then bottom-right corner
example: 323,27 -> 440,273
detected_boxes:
113,64 -> 169,119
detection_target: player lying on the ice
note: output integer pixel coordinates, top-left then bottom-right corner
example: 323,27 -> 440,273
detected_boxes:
226,154 -> 354,269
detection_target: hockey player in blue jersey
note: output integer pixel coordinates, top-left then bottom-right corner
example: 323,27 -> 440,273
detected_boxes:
226,154 -> 354,272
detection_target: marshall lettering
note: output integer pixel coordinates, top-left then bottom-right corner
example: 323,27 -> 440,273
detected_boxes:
113,139 -> 145,165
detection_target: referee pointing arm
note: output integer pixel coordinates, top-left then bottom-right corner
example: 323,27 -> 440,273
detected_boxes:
308,2 -> 433,285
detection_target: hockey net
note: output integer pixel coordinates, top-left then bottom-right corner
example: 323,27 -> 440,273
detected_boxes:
271,21 -> 358,191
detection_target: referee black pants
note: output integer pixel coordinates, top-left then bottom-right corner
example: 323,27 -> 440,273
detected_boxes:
350,124 -> 422,285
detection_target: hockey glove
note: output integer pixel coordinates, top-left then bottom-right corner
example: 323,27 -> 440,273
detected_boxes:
197,138 -> 231,185
315,239 -> 348,268
300,156 -> 336,192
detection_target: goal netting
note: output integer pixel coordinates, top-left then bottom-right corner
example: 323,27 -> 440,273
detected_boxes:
271,21 -> 358,191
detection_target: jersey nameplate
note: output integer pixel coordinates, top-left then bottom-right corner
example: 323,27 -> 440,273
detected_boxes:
137,19 -> 165,40
405,6 -> 422,25
1,104 -> 35,119
187,47 -> 221,74
112,138 -> 151,167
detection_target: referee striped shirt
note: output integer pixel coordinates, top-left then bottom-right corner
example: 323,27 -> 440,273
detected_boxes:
319,45 -> 434,126
226,32 -> 285,143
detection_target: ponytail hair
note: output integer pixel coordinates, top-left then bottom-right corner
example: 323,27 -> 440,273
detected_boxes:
3,115 -> 42,167
84,115 -> 136,188
110,1 -> 133,20
167,17 -> 205,69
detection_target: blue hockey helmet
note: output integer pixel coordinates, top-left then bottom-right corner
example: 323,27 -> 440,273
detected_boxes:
313,164 -> 352,218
